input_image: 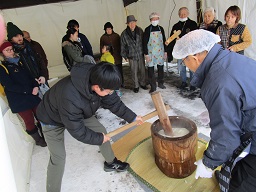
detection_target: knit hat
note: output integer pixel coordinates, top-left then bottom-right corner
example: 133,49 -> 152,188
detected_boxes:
126,15 -> 137,24
104,22 -> 113,30
6,22 -> 23,41
0,41 -> 12,52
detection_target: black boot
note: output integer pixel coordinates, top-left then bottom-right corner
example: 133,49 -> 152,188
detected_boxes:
148,66 -> 156,93
27,128 -> 47,147
36,122 -> 45,140
158,83 -> 166,89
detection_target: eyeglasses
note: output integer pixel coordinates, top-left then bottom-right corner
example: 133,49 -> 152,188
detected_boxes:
3,48 -> 13,52
181,56 -> 188,66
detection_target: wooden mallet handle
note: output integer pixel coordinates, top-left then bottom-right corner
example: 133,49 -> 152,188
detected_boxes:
106,105 -> 170,137
151,91 -> 173,136
165,30 -> 181,46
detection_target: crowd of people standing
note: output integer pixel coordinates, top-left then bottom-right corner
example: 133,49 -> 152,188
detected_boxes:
0,4 -> 254,192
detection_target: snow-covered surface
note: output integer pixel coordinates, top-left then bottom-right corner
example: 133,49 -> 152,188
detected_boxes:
29,63 -> 211,192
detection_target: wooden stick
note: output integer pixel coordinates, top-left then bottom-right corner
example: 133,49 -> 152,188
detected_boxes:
151,91 -> 173,136
165,30 -> 181,45
106,105 -> 170,137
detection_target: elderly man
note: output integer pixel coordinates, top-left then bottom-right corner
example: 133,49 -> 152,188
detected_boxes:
121,15 -> 147,93
173,29 -> 256,192
143,12 -> 167,93
168,7 -> 198,91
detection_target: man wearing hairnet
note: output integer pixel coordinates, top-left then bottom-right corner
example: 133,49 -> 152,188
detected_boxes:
173,29 -> 256,192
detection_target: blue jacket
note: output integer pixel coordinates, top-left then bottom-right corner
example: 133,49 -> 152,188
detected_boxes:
0,59 -> 40,113
191,44 -> 256,169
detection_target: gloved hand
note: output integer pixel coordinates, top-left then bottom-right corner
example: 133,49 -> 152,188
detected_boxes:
38,76 -> 46,84
194,159 -> 213,179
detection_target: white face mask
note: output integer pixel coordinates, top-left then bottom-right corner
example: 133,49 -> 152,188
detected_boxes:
151,20 -> 159,26
179,17 -> 188,22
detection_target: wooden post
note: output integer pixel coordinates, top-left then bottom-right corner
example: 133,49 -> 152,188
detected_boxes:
151,91 -> 173,136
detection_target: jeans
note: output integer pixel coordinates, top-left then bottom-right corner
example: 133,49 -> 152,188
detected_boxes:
177,59 -> 193,83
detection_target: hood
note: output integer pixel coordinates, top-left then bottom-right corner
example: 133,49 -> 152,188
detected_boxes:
70,62 -> 94,100
62,40 -> 72,47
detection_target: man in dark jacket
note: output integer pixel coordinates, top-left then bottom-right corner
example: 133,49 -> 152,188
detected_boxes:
121,15 -> 147,93
37,62 -> 143,192
173,29 -> 256,192
23,30 -> 49,81
7,22 -> 47,85
167,7 -> 198,90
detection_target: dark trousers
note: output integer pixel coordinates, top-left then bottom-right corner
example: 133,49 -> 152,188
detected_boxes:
116,63 -> 124,86
148,65 -> 164,89
18,105 -> 38,131
229,154 -> 256,192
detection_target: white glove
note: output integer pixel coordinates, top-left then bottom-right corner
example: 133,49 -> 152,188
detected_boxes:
194,159 -> 213,179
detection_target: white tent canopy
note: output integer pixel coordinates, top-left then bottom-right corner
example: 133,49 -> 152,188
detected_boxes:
1,0 -> 255,68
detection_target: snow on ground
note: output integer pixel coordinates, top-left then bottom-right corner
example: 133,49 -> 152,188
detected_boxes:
29,63 -> 211,192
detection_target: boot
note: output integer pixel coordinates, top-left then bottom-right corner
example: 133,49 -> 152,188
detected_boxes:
27,128 -> 47,147
158,83 -> 166,89
36,122 -> 45,140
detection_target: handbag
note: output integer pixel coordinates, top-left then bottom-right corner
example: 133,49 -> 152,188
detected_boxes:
38,84 -> 49,99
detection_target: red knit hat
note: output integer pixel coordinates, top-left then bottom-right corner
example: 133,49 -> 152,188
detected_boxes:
0,41 -> 12,53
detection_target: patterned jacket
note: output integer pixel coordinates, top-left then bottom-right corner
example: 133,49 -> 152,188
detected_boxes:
120,26 -> 144,60
216,23 -> 252,55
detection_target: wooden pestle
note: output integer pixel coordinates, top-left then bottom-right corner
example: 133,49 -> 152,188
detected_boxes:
151,91 -> 173,136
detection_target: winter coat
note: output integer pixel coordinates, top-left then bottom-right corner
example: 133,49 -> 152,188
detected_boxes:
120,26 -> 144,60
167,18 -> 198,61
29,40 -> 49,80
191,44 -> 256,169
12,39 -> 45,79
62,33 -> 93,57
100,32 -> 122,64
216,23 -> 252,55
100,52 -> 115,64
36,63 -> 136,145
0,59 -> 40,113
62,40 -> 87,65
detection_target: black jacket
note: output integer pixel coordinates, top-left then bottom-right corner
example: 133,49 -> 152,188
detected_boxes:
37,63 -> 136,145
167,18 -> 198,61
0,59 -> 40,113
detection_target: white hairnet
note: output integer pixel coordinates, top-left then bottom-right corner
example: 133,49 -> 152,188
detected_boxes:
172,29 -> 221,59
149,12 -> 160,19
